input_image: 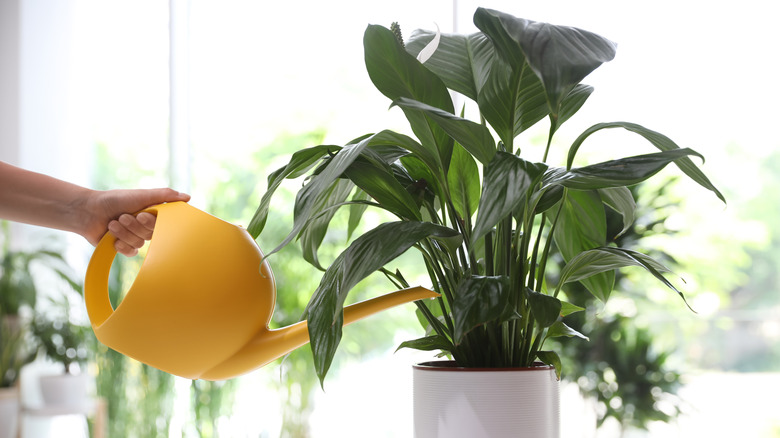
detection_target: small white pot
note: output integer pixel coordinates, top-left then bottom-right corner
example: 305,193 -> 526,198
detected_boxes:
0,386 -> 20,438
413,361 -> 560,438
39,372 -> 90,409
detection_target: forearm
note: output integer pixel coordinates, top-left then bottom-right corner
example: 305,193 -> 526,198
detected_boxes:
0,161 -> 93,235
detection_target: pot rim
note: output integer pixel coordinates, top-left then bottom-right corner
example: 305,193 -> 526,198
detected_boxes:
413,360 -> 554,372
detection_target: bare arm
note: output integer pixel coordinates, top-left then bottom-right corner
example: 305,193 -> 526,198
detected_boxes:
0,161 -> 190,256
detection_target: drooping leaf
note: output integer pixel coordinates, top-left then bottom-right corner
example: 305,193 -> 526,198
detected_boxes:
474,7 -> 617,115
347,189 -> 370,240
394,97 -> 496,165
344,159 -> 422,221
247,144 -> 338,238
300,179 -> 355,270
302,221 -> 460,384
555,148 -> 705,190
451,275 -> 512,343
566,121 -> 725,203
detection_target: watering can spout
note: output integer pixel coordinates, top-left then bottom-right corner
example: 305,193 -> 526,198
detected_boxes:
84,202 -> 438,381
199,286 -> 437,380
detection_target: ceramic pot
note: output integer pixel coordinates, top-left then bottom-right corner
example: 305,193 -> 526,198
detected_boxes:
39,372 -> 90,408
0,386 -> 19,438
413,361 -> 559,437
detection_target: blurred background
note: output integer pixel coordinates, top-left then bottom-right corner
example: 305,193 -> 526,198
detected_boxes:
1,0 -> 778,436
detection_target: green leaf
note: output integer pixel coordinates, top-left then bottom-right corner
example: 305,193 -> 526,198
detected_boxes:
302,221 -> 460,385
300,179 -> 355,270
558,247 -> 689,306
599,186 -> 636,238
471,152 -> 547,245
247,144 -> 337,238
396,335 -> 454,353
566,121 -> 725,203
557,84 -> 593,129
406,30 -> 495,101
344,159 -> 422,221
347,189 -> 370,240
477,57 -> 548,147
559,301 -> 585,317
556,148 -> 705,190
394,97 -> 496,165
545,320 -> 589,341
364,24 -> 454,172
474,7 -> 616,115
552,190 -> 615,301
451,276 -> 512,343
447,143 -> 481,221
536,350 -> 562,380
526,289 -> 562,328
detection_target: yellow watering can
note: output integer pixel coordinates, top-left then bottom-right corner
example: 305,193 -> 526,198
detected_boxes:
85,201 -> 437,381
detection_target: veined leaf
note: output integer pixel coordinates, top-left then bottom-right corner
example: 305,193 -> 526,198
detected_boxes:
526,289 -> 562,328
545,320 -> 589,341
451,276 -> 512,343
556,148 -> 705,190
344,159 -> 422,221
474,7 -> 616,115
247,144 -> 338,239
552,190 -> 615,301
395,97 -> 496,165
300,179 -> 355,270
303,221 -> 460,384
364,24 -> 454,173
471,152 -> 547,245
557,84 -> 593,129
566,121 -> 725,203
599,186 -> 636,238
447,143 -> 481,221
406,30 -> 495,100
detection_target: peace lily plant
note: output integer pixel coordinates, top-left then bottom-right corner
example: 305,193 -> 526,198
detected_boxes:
248,8 -> 724,384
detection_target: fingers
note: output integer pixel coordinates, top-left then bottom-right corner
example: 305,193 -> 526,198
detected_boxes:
108,212 -> 158,257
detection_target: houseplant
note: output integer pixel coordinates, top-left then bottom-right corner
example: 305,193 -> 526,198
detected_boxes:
248,7 -> 724,433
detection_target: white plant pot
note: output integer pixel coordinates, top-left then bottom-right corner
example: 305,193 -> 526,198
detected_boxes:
39,372 -> 90,409
413,361 -> 560,438
0,387 -> 20,438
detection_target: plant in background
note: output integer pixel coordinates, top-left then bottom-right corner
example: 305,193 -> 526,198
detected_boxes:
31,305 -> 91,374
249,7 -> 724,384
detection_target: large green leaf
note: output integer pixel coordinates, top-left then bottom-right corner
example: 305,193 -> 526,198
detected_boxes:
471,152 -> 547,245
555,148 -> 703,190
477,57 -> 548,148
526,289 -> 562,328
474,7 -> 617,115
394,97 -> 496,165
406,30 -> 495,101
552,190 -> 615,301
451,275 -> 512,343
302,221 -> 460,384
567,122 -> 725,203
364,24 -> 454,171
599,186 -> 636,238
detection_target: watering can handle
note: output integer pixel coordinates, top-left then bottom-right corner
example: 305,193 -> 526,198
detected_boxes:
84,204 -> 163,328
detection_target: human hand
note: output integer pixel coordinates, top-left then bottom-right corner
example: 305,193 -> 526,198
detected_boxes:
84,188 -> 191,257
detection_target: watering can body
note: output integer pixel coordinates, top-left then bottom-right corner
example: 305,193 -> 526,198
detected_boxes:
85,202 -> 436,380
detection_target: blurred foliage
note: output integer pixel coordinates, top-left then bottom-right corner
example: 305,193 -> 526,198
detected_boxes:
552,180 -> 684,432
